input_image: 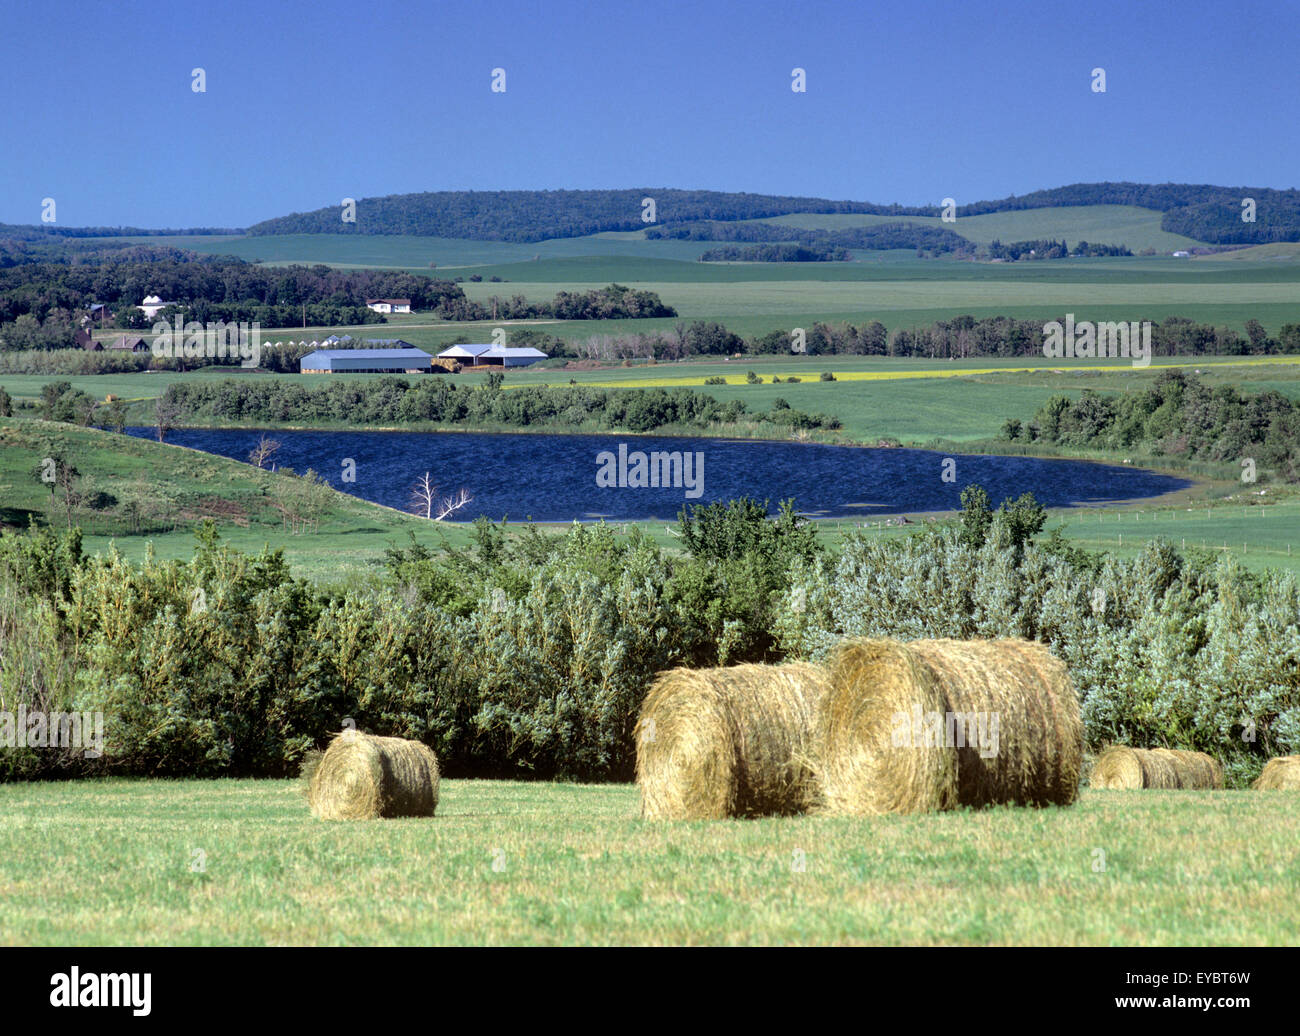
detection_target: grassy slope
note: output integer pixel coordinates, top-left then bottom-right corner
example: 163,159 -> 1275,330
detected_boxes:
755,205 -> 1205,251
0,778 -> 1295,945
0,418 -> 476,579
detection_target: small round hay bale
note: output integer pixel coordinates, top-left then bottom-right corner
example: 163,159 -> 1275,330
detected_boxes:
1253,756 -> 1300,790
308,730 -> 440,820
1091,746 -> 1146,789
1151,747 -> 1223,789
635,662 -> 830,820
816,639 -> 956,815
1092,746 -> 1220,789
817,638 -> 1082,814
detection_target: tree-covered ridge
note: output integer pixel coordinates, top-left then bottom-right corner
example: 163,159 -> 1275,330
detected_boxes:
240,183 -> 1300,244
1012,370 -> 1300,481
245,189 -> 924,241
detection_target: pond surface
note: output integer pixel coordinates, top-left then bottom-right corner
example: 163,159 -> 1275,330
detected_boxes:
128,428 -> 1192,521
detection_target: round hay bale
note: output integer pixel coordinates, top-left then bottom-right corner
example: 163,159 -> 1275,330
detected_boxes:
308,730 -> 440,820
1091,746 -> 1146,789
1151,747 -> 1223,789
1092,746 -> 1220,789
816,639 -> 956,815
817,637 -> 1082,815
907,638 -> 1082,808
635,662 -> 830,820
1253,756 -> 1300,790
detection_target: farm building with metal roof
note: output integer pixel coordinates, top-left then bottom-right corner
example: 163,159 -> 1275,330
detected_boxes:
437,344 -> 548,368
437,344 -> 494,362
482,346 -> 548,367
300,347 -> 433,373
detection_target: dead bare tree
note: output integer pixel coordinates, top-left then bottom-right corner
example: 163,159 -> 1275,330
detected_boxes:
248,435 -> 281,469
409,473 -> 472,521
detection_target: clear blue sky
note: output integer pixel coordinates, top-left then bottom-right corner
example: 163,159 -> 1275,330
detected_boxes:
2,0 -> 1296,228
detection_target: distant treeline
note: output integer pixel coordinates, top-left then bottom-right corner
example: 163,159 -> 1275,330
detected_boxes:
0,251 -> 460,326
0,246 -> 675,347
240,184 -> 1300,244
562,313 -> 1300,362
651,219 -> 972,256
157,377 -> 841,433
987,239 -> 1132,260
700,244 -> 851,262
0,224 -> 242,242
746,314 -> 1300,359
1007,370 -> 1300,481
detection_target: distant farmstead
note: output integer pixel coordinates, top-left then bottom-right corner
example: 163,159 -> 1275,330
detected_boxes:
300,347 -> 433,374
365,298 -> 412,314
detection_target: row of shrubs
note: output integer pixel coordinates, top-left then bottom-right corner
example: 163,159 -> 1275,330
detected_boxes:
2,493 -> 1297,784
156,377 -> 843,433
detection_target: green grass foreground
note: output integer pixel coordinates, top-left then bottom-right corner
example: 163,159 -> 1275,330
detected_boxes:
2,779 -> 1296,945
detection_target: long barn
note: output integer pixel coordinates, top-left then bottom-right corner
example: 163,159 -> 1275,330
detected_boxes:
300,347 -> 433,374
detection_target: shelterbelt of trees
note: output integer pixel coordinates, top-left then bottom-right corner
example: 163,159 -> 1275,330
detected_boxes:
659,220 -> 972,256
576,313 -> 1300,361
2,494 -> 1296,785
1007,370 -> 1300,481
240,183 -> 1300,244
152,376 -> 841,433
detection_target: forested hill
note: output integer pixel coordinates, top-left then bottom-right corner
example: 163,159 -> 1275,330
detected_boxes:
246,189 -> 934,241
244,183 -> 1300,244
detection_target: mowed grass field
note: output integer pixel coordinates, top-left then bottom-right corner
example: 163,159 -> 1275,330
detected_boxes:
1,778 -> 1296,945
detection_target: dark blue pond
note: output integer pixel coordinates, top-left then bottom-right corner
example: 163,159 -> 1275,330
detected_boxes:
127,428 -> 1192,522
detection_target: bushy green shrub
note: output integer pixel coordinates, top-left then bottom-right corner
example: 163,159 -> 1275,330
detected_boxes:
773,524 -> 1300,783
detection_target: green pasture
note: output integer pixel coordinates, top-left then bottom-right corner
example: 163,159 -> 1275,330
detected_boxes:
1,778 -> 1295,945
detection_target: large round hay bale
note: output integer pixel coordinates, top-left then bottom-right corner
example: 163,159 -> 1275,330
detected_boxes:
308,730 -> 440,820
1092,746 -> 1221,789
817,637 -> 1082,814
1253,756 -> 1300,790
635,662 -> 830,820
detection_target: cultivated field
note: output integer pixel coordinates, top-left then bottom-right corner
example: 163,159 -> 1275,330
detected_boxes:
1,779 -> 1295,945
